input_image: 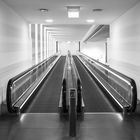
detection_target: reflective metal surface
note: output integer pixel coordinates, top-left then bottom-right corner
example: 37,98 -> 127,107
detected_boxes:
0,112 -> 140,140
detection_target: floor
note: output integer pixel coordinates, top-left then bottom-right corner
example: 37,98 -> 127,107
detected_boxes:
0,112 -> 140,140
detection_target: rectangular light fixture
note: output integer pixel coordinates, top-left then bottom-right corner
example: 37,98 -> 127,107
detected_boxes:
67,6 -> 80,18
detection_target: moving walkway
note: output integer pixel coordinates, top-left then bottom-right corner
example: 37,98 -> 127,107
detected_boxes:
5,51 -> 138,138
6,53 -> 63,113
75,52 -> 137,113
6,52 -> 137,114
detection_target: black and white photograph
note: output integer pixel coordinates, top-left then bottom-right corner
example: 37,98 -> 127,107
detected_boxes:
0,0 -> 140,139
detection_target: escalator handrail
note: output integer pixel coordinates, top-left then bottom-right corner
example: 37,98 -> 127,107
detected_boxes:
78,52 -> 137,112
7,53 -> 60,113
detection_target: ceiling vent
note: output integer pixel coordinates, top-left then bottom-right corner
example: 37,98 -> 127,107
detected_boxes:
92,9 -> 103,12
39,8 -> 48,13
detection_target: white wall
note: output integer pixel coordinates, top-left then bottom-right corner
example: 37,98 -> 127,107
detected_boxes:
30,25 -> 57,64
81,41 -> 106,63
109,1 -> 140,99
0,0 -> 32,113
59,41 -> 79,55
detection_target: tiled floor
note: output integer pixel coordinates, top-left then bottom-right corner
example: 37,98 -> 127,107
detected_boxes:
0,112 -> 140,140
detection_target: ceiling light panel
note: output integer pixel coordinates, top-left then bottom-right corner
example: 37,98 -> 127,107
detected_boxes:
92,9 -> 103,12
86,19 -> 95,23
67,6 -> 80,18
68,11 -> 79,18
45,19 -> 53,23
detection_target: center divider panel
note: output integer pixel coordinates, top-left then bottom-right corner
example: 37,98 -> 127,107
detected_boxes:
22,56 -> 66,113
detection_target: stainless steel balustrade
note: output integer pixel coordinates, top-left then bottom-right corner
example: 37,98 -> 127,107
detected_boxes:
77,52 -> 137,112
59,51 -> 84,113
7,53 -> 61,113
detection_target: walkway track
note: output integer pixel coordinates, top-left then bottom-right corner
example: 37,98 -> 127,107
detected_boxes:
22,56 -> 66,113
73,56 -> 116,112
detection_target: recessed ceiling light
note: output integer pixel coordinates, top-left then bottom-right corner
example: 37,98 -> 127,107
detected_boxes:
39,8 -> 48,13
67,6 -> 80,18
86,19 -> 95,23
67,41 -> 71,44
45,19 -> 53,23
68,11 -> 79,18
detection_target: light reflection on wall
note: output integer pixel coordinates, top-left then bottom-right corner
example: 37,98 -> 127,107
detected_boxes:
21,23 -> 32,59
29,24 -> 32,39
44,28 -> 47,59
109,23 -> 122,62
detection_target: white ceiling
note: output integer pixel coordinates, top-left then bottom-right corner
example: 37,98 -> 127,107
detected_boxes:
45,24 -> 91,41
2,0 -> 139,41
